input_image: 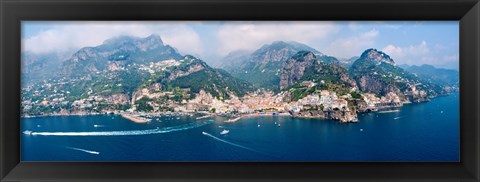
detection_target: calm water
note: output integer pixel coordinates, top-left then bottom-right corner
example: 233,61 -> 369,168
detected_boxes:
21,93 -> 459,162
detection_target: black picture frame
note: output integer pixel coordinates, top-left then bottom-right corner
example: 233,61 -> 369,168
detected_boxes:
1,0 -> 479,181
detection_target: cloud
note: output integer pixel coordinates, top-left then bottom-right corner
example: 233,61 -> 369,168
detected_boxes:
22,22 -> 203,56
382,41 -> 458,67
155,25 -> 203,55
215,22 -> 337,55
325,29 -> 379,58
443,54 -> 458,62
382,44 -> 403,56
382,41 -> 429,59
348,22 -> 362,30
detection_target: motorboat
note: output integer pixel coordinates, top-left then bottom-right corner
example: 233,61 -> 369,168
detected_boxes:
220,129 -> 230,135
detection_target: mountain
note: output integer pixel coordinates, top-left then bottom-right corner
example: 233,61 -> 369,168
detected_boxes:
279,51 -> 357,94
349,49 -> 444,102
215,50 -> 251,70
166,55 -> 255,99
22,52 -> 69,83
21,35 -> 459,117
400,64 -> 459,87
338,56 -> 359,69
219,41 -> 324,92
62,34 -> 183,77
57,35 -> 254,100
20,35 -> 256,114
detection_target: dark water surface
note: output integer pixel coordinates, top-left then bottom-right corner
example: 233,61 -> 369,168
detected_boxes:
21,93 -> 459,162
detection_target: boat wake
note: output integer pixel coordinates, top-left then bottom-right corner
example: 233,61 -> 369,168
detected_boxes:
65,146 -> 100,155
201,131 -> 261,154
25,121 -> 213,136
393,116 -> 403,120
378,109 -> 400,113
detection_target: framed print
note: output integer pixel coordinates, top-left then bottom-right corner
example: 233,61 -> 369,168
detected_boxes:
1,0 -> 479,181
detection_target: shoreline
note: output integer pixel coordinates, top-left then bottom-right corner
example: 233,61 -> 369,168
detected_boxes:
21,93 -> 457,122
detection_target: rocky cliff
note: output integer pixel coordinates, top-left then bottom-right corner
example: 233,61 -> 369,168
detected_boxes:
349,49 -> 445,102
279,51 -> 356,91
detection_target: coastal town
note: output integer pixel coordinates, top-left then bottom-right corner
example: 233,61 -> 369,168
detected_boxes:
21,74 -> 417,123
20,36 -> 458,124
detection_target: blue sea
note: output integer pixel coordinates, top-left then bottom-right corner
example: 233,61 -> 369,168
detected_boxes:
21,93 -> 459,162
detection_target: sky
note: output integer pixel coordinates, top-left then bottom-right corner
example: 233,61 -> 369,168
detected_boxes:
22,21 -> 459,70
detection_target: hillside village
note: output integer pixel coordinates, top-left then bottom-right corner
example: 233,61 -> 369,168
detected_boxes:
21,35 -> 459,123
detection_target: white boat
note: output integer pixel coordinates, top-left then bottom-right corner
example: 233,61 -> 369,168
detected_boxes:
23,130 -> 32,135
220,129 -> 230,135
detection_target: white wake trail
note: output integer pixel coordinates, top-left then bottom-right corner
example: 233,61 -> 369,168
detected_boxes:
25,121 -> 212,136
201,131 -> 259,153
65,147 -> 100,155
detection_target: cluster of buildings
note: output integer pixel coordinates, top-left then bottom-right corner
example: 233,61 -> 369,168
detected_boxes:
21,69 -> 409,118
362,92 -> 403,109
137,59 -> 180,74
130,85 -> 358,116
170,90 -> 286,114
286,90 -> 349,113
21,78 -> 76,113
71,94 -> 130,110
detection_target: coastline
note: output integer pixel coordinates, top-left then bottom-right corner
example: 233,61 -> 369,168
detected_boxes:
21,93 -> 457,123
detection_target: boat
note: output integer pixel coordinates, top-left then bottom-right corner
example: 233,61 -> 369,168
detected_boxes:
220,129 -> 230,135
23,130 -> 32,135
258,124 -> 261,127
277,123 -> 281,127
